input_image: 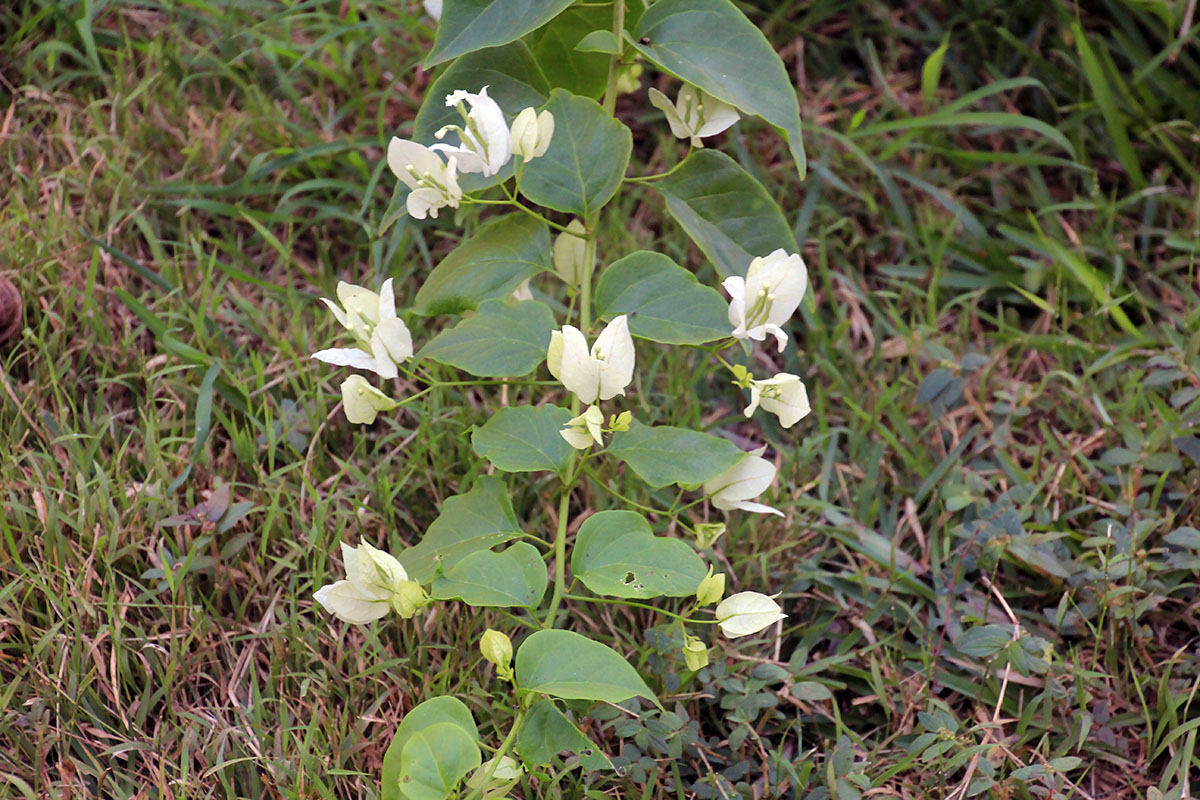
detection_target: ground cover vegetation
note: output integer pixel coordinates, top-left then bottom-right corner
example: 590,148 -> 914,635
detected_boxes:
1,0 -> 1199,798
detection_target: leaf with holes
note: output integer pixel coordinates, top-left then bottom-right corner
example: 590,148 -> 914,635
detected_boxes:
402,477 -> 523,583
571,510 -> 706,599
431,542 -> 548,608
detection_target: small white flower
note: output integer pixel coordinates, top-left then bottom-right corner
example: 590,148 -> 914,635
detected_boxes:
431,86 -> 512,176
560,405 -> 605,450
648,85 -> 739,148
510,278 -> 533,301
313,278 -> 413,379
722,249 -> 808,352
340,375 -> 398,425
547,316 -> 635,404
715,591 -> 786,638
387,138 -> 463,219
509,107 -> 555,161
552,219 -> 589,287
703,446 -> 782,516
314,541 -> 421,624
745,373 -> 811,428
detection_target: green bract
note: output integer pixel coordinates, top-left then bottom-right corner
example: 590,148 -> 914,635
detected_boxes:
305,2 -> 814,796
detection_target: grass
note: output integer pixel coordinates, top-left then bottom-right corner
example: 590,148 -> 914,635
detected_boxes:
2,0 -> 1199,798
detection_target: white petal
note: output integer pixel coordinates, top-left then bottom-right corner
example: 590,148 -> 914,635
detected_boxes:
379,278 -> 396,321
429,142 -> 486,175
368,333 -> 398,380
558,325 -> 601,404
387,139 -> 444,191
560,424 -> 595,450
722,276 -> 747,334
593,316 -> 635,400
314,580 -> 390,624
648,87 -> 691,140
729,500 -> 784,517
762,323 -> 789,353
374,318 -> 413,363
695,96 -> 740,138
312,348 -> 378,370
716,592 -> 786,637
320,297 -> 348,328
546,330 -> 564,380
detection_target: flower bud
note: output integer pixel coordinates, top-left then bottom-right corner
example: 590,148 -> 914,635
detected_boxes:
340,375 -> 398,425
390,580 -> 427,619
609,410 -> 632,432
693,522 -> 726,549
480,628 -> 513,669
682,635 -> 709,671
467,755 -> 522,799
696,567 -> 725,607
552,219 -> 590,287
510,107 -> 554,160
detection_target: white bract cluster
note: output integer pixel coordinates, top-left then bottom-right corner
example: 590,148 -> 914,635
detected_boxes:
387,86 -> 555,219
314,542 -> 425,625
704,446 -> 782,516
724,249 -> 808,352
648,85 -> 739,147
547,316 -> 635,405
716,592 -> 787,638
313,279 -> 412,379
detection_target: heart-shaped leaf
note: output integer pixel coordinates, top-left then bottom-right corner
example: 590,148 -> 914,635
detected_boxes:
516,629 -> 660,708
426,0 -> 575,67
472,405 -> 574,475
594,251 -> 730,344
402,477 -> 523,583
382,697 -> 480,800
572,510 -> 706,598
432,542 -> 548,608
608,419 -> 745,487
421,298 -> 556,377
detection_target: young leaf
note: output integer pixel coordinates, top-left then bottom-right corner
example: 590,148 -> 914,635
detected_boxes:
421,298 -> 556,377
397,723 -> 482,800
571,510 -> 707,598
431,542 -> 548,608
608,419 -> 745,487
413,215 -> 551,316
517,698 -> 613,771
426,0 -> 575,67
413,41 -> 551,192
472,405 -> 575,474
519,89 -> 632,218
515,629 -> 661,708
656,150 -> 797,278
631,0 -> 806,177
530,7 -> 612,98
575,30 -> 621,55
402,477 -> 524,583
594,251 -> 730,344
382,697 -> 480,800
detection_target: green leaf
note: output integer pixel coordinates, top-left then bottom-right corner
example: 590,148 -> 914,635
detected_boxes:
382,697 -> 480,800
954,624 -> 1013,658
791,681 -> 834,701
472,405 -> 574,474
426,0 -> 575,67
421,298 -> 556,377
402,477 -> 523,583
594,251 -> 730,344
516,629 -> 660,708
575,30 -> 621,55
431,542 -> 548,608
530,8 -> 612,98
398,723 -> 482,800
571,510 -> 706,599
520,89 -> 632,218
631,0 -> 805,177
607,419 -> 744,488
414,215 -> 550,316
413,41 -> 550,192
655,149 -> 797,278
517,698 -> 613,771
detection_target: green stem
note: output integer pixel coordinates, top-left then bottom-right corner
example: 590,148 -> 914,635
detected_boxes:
564,593 -> 708,623
625,145 -> 693,183
541,471 -> 574,629
462,709 -> 526,800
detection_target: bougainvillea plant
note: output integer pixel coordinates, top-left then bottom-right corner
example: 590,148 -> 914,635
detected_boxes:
310,1 -> 810,796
